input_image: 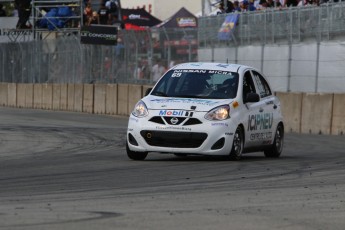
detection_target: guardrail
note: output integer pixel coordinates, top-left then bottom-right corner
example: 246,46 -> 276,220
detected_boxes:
0,82 -> 344,135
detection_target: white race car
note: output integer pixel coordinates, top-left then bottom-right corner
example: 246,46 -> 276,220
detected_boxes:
127,62 -> 284,160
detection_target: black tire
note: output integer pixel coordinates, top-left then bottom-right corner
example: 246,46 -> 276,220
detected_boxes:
264,123 -> 284,158
126,142 -> 148,160
229,126 -> 244,161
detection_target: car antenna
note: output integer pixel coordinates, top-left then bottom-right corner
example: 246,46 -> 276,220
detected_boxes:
226,58 -> 228,64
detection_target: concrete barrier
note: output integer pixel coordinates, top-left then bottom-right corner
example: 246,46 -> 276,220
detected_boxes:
331,94 -> 345,135
106,84 -> 117,115
7,83 -> 17,107
67,84 -> 75,111
83,84 -> 93,113
60,84 -> 68,110
117,84 -> 129,116
301,93 -> 333,135
0,83 -> 8,106
4,83 -> 345,136
276,92 -> 302,133
16,83 -> 34,108
33,84 -> 43,109
74,84 -> 83,112
52,84 -> 61,110
94,84 -> 106,114
25,84 -> 34,108
17,84 -> 26,108
42,84 -> 53,110
128,84 -> 143,115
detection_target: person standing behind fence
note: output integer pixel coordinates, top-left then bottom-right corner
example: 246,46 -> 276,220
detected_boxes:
284,0 -> 299,7
0,4 -> 6,17
15,0 -> 31,29
233,1 -> 242,12
83,2 -> 93,25
152,60 -> 166,82
88,11 -> 100,25
98,2 -> 110,24
105,0 -> 120,23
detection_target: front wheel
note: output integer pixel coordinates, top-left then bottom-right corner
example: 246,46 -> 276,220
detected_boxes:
126,142 -> 148,160
229,126 -> 244,161
264,123 -> 284,158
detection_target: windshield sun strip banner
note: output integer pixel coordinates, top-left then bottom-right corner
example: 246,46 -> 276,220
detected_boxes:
172,69 -> 235,75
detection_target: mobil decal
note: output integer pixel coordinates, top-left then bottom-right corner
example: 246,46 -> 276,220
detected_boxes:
159,110 -> 184,116
247,113 -> 273,131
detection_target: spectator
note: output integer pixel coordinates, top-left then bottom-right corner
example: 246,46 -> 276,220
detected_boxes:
271,0 -> 283,7
83,2 -> 92,25
266,0 -> 274,7
115,37 -> 125,59
140,60 -> 150,80
217,2 -> 226,14
240,0 -> 249,11
248,0 -> 257,11
88,11 -> 100,25
152,60 -> 166,82
0,4 -> 6,17
257,0 -> 269,9
98,2 -> 110,24
15,0 -> 31,29
233,1 -> 242,12
284,0 -> 299,7
226,1 -> 235,13
105,0 -> 120,22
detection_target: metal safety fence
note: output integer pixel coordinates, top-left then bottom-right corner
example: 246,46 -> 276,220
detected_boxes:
199,2 -> 345,47
1,2 -> 345,88
0,27 -> 198,84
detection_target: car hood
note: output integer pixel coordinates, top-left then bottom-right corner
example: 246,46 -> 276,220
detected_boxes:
143,95 -> 233,112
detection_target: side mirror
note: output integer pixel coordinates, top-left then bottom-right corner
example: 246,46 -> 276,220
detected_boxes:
245,93 -> 260,103
145,88 -> 152,96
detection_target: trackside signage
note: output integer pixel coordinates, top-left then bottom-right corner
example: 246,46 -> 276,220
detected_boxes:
80,25 -> 117,45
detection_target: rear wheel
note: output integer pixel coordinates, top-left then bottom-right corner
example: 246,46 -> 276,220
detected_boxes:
264,123 -> 284,158
126,142 -> 148,160
229,126 -> 244,161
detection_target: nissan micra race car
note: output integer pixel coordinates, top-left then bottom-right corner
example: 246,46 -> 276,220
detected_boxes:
127,62 -> 284,160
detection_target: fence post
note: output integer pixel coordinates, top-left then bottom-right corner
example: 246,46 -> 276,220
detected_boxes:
287,43 -> 292,92
315,42 -> 320,93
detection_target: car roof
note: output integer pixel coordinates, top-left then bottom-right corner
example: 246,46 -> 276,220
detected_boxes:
170,62 -> 253,73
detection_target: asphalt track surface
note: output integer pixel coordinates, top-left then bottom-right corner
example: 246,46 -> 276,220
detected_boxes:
0,107 -> 345,230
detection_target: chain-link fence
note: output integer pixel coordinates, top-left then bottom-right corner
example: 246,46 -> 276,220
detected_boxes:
199,2 -> 345,47
1,2 -> 345,89
0,27 -> 198,84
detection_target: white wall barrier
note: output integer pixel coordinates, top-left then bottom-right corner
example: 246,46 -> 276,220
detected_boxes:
0,83 -> 344,135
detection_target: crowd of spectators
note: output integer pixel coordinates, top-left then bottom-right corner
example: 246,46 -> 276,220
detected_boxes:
215,0 -> 333,13
83,0 -> 120,26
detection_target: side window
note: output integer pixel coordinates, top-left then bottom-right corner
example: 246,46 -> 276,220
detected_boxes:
243,71 -> 256,101
252,71 -> 272,98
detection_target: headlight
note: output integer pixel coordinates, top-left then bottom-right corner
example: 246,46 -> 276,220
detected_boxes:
204,105 -> 230,121
132,101 -> 148,118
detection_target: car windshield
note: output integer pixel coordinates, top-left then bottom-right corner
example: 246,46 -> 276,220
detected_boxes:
151,69 -> 239,99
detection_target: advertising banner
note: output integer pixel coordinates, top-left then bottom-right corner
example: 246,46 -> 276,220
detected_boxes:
80,25 -> 117,45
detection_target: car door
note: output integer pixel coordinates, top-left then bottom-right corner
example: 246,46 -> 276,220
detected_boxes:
248,70 -> 276,147
241,70 -> 262,149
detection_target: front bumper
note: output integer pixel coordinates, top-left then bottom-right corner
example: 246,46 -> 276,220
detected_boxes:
127,114 -> 237,156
